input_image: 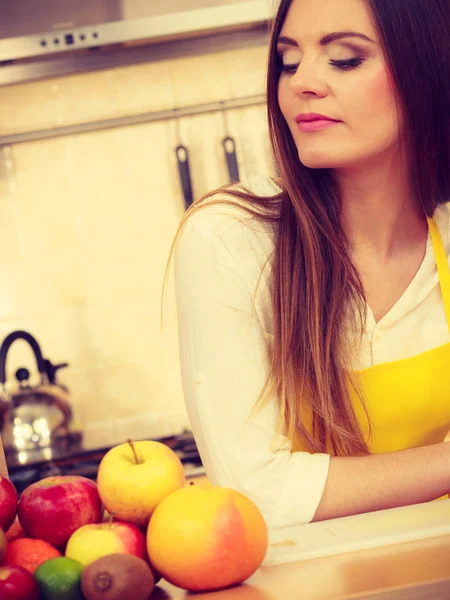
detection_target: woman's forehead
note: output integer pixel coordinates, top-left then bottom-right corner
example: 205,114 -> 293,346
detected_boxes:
280,0 -> 377,41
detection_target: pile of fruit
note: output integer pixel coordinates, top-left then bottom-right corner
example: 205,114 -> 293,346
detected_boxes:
0,439 -> 268,599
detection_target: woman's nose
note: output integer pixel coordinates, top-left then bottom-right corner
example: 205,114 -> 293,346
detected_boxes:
288,62 -> 328,98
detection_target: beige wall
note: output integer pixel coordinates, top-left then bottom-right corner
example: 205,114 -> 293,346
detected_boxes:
0,43 -> 276,449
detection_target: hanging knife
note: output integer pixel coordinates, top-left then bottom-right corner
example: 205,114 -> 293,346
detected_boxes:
176,143 -> 194,210
221,104 -> 240,183
174,112 -> 194,210
222,135 -> 240,183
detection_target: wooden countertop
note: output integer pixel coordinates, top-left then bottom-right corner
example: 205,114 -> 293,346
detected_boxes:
155,475 -> 450,599
155,534 -> 450,600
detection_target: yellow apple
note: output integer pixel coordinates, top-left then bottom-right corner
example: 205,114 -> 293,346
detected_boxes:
97,439 -> 185,528
65,519 -> 147,566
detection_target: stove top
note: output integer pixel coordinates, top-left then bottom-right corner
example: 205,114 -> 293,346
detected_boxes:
7,429 -> 204,494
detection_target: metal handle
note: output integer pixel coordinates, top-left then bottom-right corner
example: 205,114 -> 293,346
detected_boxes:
222,136 -> 240,182
0,330 -> 46,385
176,144 -> 194,210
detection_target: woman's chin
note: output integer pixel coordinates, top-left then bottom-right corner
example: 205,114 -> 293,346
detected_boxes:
298,153 -> 337,169
298,150 -> 352,170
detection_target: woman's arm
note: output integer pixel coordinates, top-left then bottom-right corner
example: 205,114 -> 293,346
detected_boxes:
174,205 -> 330,529
313,442 -> 450,521
0,435 -> 8,477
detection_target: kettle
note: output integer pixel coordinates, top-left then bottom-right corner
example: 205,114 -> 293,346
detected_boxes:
0,330 -> 73,454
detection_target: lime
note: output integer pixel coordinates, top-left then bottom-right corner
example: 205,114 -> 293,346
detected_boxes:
34,556 -> 84,600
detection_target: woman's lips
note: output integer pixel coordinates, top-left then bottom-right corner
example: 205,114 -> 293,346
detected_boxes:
297,119 -> 341,132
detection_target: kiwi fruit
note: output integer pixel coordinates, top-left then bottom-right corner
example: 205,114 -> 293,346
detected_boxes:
81,554 -> 155,600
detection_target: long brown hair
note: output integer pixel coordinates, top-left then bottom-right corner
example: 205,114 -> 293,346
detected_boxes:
164,0 -> 450,456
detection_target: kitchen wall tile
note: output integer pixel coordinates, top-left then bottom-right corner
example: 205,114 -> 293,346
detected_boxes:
0,80 -> 61,135
114,62 -> 176,115
66,128 -> 134,258
81,360 -> 167,422
0,249 -> 85,327
0,260 -> 43,320
81,296 -> 156,369
0,190 -> 22,263
225,45 -> 267,98
78,230 -> 173,314
50,70 -> 121,126
79,249 -> 145,308
169,51 -> 233,106
118,119 -> 186,233
26,248 -> 86,313
11,138 -> 80,256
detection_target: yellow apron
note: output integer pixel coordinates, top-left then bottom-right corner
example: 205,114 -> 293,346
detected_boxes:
294,216 -> 450,462
354,216 -> 450,455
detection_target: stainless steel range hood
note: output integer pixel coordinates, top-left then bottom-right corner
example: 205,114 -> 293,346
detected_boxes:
0,0 -> 270,63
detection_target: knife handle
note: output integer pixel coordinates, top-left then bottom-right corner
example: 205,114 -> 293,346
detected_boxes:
222,136 -> 240,183
176,144 -> 194,210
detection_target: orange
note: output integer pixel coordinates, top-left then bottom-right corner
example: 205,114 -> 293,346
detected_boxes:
147,484 -> 268,592
3,538 -> 62,574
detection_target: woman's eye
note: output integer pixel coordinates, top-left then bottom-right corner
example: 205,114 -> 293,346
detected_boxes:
329,57 -> 365,71
279,63 -> 299,75
278,56 -> 365,77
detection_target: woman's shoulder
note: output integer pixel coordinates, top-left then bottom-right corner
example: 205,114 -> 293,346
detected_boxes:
175,175 -> 280,284
180,174 -> 282,245
240,174 -> 283,197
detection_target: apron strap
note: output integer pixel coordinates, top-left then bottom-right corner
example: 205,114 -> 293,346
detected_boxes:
427,216 -> 450,334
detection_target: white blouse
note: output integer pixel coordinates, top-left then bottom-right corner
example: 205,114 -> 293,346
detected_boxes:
174,175 -> 450,530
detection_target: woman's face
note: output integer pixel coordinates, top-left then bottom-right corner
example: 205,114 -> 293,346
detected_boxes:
277,0 -> 402,170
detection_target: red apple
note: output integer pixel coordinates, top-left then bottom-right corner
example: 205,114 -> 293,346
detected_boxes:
65,518 -> 147,567
0,565 -> 40,600
0,476 -> 18,532
18,476 -> 103,549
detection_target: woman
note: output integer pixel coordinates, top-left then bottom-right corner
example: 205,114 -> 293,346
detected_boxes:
170,0 -> 450,529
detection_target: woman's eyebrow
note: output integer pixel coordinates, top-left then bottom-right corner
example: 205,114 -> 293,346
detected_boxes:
277,31 -> 376,47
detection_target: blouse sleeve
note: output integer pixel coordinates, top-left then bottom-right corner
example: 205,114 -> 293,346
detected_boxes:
173,203 -> 330,529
